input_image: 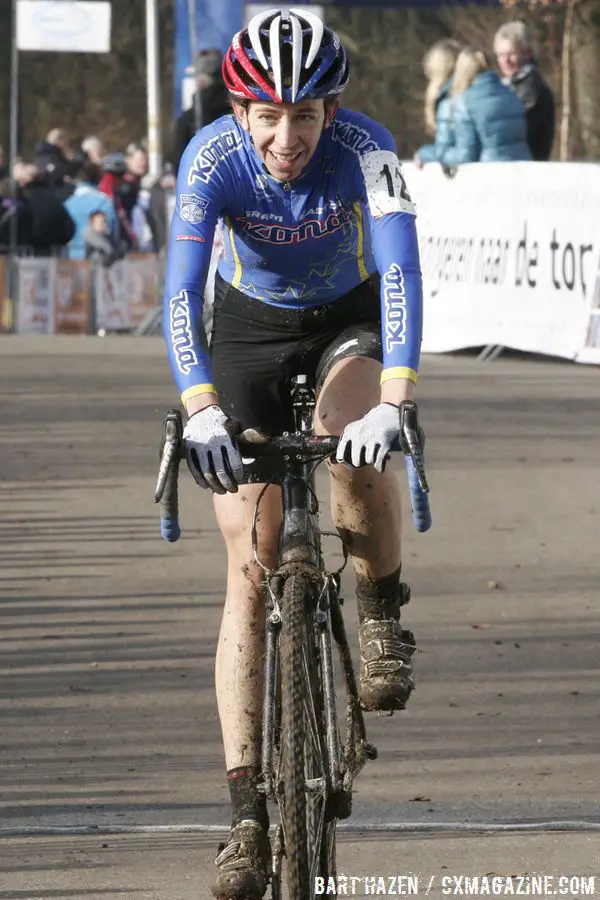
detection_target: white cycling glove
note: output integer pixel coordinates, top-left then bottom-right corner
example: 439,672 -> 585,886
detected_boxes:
336,402 -> 400,474
183,405 -> 244,494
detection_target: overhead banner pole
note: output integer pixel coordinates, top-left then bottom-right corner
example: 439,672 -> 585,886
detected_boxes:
146,0 -> 163,178
9,0 -> 19,317
187,0 -> 203,133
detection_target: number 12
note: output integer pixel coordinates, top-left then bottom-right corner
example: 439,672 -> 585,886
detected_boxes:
381,163 -> 411,201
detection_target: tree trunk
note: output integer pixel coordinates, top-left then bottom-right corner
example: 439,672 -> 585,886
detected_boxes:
559,1 -> 575,160
572,0 -> 600,159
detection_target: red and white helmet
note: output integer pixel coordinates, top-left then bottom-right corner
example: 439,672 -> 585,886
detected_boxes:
223,7 -> 350,104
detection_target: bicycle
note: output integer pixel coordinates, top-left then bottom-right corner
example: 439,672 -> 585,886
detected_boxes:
153,375 -> 431,900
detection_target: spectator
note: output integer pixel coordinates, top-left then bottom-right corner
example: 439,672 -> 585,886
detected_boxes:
64,159 -> 117,260
171,48 -> 231,172
33,128 -> 78,194
0,172 -> 33,250
146,165 -> 177,253
414,38 -> 463,168
84,210 -> 127,266
439,45 -> 531,168
81,135 -> 106,166
14,161 -> 75,255
118,142 -> 149,226
98,152 -> 138,251
494,21 -> 555,161
130,179 -> 156,252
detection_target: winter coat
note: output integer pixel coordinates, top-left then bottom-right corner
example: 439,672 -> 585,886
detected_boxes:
20,181 -> 75,254
0,196 -> 34,250
440,71 -> 532,167
33,140 -> 78,189
98,172 -> 138,250
416,81 -> 455,164
505,63 -> 555,161
64,182 -> 118,260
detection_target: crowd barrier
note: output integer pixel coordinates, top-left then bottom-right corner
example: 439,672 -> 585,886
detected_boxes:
0,254 -> 161,335
402,161 -> 600,365
3,164 -> 599,365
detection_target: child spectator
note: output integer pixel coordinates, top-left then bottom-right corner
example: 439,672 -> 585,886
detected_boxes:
83,210 -> 126,267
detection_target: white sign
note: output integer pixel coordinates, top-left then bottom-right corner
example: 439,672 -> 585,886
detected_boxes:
16,258 -> 55,334
17,1 -> 112,54
94,262 -> 131,332
401,161 -> 600,364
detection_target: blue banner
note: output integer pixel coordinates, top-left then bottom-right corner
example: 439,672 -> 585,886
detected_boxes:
174,0 -> 244,117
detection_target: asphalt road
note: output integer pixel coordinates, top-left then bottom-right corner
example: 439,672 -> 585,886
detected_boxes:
1,337 -> 598,899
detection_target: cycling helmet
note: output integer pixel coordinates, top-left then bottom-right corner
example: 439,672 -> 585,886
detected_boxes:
223,7 -> 349,104
101,152 -> 127,176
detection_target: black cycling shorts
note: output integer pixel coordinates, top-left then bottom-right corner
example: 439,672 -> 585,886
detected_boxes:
210,271 -> 383,438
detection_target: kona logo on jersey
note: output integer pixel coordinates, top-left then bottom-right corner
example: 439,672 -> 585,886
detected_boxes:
169,290 -> 198,374
245,210 -> 284,223
383,263 -> 407,354
240,207 -> 352,245
188,130 -> 243,185
331,120 -> 379,156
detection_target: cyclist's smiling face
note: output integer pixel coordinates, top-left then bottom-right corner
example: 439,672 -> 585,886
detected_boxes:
235,100 -> 337,182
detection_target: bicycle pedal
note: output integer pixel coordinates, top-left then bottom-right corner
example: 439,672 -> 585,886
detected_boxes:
364,741 -> 378,760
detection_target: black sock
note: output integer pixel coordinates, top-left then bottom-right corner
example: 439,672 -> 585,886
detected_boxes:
227,765 -> 269,831
356,566 -> 403,624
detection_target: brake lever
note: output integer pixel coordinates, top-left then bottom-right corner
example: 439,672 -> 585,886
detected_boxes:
399,401 -> 429,494
153,409 -> 183,503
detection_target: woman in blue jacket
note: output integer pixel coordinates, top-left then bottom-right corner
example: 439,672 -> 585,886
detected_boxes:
415,38 -> 463,168
441,45 -> 531,166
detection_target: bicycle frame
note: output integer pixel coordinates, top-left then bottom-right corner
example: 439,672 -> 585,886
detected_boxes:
257,376 -> 375,889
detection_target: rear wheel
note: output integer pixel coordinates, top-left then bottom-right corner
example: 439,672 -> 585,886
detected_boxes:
278,574 -> 337,899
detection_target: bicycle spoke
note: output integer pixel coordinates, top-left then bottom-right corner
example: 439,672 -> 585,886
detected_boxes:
302,647 -> 326,769
309,795 -> 328,887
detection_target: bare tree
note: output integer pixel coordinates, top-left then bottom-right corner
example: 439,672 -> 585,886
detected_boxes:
571,0 -> 600,159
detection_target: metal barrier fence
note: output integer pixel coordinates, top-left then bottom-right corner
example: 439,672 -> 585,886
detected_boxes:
0,252 -> 162,335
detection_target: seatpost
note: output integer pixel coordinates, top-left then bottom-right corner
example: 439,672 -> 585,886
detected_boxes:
279,375 -> 320,565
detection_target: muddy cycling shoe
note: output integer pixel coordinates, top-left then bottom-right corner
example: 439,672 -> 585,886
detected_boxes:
211,819 -> 271,900
358,619 -> 416,711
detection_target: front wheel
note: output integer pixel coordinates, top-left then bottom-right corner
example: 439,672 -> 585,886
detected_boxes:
278,574 -> 337,899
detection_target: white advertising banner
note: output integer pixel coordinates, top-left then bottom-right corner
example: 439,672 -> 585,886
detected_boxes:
16,258 -> 55,334
94,261 -> 132,332
17,1 -> 112,54
402,162 -> 600,364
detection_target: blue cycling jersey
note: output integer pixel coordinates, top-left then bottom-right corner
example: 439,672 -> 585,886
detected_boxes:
163,108 -> 423,406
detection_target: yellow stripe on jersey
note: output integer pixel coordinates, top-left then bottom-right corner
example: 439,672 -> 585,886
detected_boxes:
353,202 -> 369,282
225,216 -> 242,288
381,367 -> 418,385
181,384 -> 218,405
